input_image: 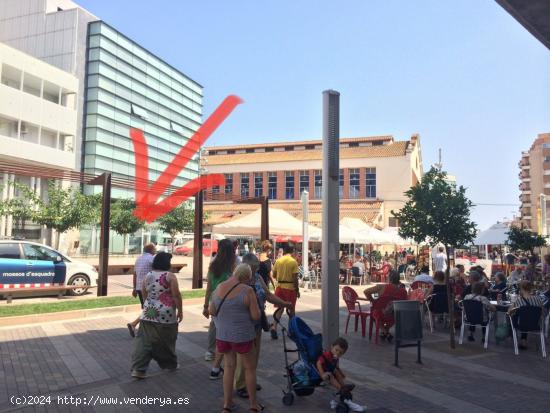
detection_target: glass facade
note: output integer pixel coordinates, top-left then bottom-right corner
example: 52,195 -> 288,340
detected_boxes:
224,173 -> 233,194
349,168 -> 360,199
314,170 -> 322,199
285,171 -> 294,199
299,170 -> 309,195
366,168 -> 376,198
254,172 -> 263,197
83,21 -> 202,199
240,173 -> 249,197
268,172 -> 277,199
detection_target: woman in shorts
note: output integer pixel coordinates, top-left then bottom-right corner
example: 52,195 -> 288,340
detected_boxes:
209,264 -> 262,413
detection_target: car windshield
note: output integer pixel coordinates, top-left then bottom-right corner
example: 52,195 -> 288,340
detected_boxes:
23,244 -> 61,261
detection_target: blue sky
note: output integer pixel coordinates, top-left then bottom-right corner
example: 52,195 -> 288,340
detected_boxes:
78,0 -> 550,230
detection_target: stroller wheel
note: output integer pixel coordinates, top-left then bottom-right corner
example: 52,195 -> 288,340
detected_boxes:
335,402 -> 350,413
282,392 -> 294,406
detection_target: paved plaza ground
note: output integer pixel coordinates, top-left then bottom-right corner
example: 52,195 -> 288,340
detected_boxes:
0,288 -> 549,412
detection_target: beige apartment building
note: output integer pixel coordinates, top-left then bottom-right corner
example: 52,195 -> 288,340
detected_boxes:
519,133 -> 550,233
203,134 -> 423,229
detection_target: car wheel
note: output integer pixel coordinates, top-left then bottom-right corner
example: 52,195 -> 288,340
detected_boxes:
67,273 -> 90,296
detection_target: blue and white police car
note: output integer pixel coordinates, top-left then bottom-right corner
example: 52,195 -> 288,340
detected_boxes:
0,240 -> 99,297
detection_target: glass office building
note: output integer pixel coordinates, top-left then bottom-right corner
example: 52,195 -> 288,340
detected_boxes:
83,21 -> 202,199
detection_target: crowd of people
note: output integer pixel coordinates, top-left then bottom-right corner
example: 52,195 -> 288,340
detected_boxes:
124,239 -> 549,412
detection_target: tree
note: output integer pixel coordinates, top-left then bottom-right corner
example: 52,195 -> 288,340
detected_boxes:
110,199 -> 144,254
0,181 -> 40,232
392,167 -> 477,348
34,180 -> 101,249
157,203 -> 194,252
505,226 -> 546,254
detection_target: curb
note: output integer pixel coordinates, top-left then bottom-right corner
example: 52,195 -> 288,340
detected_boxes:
0,297 -> 205,327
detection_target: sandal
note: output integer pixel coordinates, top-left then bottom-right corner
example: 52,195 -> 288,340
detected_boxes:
249,404 -> 265,412
386,333 -> 393,343
379,333 -> 387,341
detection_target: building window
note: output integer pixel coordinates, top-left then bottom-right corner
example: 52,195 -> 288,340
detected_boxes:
388,217 -> 399,227
254,172 -> 263,197
265,147 -> 274,152
349,142 -> 359,147
305,145 -> 315,150
240,173 -> 249,197
224,174 -> 233,194
246,148 -> 254,153
372,141 -> 383,146
285,146 -> 294,151
0,116 -> 19,138
285,171 -> 294,199
339,169 -> 344,198
131,104 -> 148,119
543,143 -> 550,149
212,185 -> 220,194
299,170 -> 309,195
366,168 -> 376,198
314,170 -> 322,199
349,168 -> 360,199
268,172 -> 277,199
228,149 -> 235,154
545,156 -> 550,163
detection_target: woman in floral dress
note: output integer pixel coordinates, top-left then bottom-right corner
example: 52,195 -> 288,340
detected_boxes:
131,252 -> 182,378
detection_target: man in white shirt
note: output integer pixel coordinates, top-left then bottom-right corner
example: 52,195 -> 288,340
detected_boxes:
413,266 -> 434,284
352,256 -> 365,276
433,247 -> 448,273
127,243 -> 156,337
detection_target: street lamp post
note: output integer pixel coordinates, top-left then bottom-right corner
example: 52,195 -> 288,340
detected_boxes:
192,149 -> 207,289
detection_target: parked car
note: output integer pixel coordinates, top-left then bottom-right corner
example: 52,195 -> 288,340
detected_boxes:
174,239 -> 218,256
0,240 -> 99,296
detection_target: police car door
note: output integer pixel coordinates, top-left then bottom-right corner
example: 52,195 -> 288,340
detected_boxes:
0,243 -> 25,286
21,244 -> 65,285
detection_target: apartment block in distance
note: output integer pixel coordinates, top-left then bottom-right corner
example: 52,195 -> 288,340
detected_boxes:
0,42 -> 79,240
519,132 -> 550,233
203,135 -> 423,230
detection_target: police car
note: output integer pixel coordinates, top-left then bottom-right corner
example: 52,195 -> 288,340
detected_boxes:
0,240 -> 99,296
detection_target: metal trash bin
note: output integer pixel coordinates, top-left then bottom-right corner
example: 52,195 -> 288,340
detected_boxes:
393,300 -> 423,367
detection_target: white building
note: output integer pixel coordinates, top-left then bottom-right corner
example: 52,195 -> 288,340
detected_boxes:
0,42 -> 79,240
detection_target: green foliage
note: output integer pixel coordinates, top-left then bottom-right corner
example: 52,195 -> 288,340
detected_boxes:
34,180 -> 100,233
392,167 -> 477,248
110,198 -> 144,236
0,181 -> 40,229
157,203 -> 194,240
505,226 -> 546,253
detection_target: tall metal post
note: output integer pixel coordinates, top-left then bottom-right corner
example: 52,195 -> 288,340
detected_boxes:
321,90 -> 340,348
261,196 -> 269,241
301,190 -> 310,290
89,172 -> 111,297
192,190 -> 204,289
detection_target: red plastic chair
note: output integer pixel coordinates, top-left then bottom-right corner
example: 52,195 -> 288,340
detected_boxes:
371,264 -> 391,283
369,295 -> 397,344
342,286 -> 370,337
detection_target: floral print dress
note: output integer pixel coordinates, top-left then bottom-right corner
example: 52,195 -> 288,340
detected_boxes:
140,271 -> 177,324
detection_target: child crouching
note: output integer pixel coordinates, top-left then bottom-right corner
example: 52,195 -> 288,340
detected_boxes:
316,337 -> 366,412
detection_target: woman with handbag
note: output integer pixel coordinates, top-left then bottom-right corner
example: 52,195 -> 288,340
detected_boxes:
234,254 -> 292,399
209,263 -> 262,413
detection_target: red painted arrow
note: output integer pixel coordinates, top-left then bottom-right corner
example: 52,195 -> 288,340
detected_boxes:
130,95 -> 242,222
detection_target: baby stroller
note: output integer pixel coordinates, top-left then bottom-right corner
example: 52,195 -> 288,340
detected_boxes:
279,315 -> 354,413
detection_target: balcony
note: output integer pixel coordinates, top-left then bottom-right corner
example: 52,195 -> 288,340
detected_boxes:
519,183 -> 531,191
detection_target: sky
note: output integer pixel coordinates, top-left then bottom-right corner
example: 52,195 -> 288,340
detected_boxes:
77,0 -> 550,231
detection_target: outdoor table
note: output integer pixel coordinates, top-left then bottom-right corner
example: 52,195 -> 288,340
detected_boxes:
490,300 -> 512,312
